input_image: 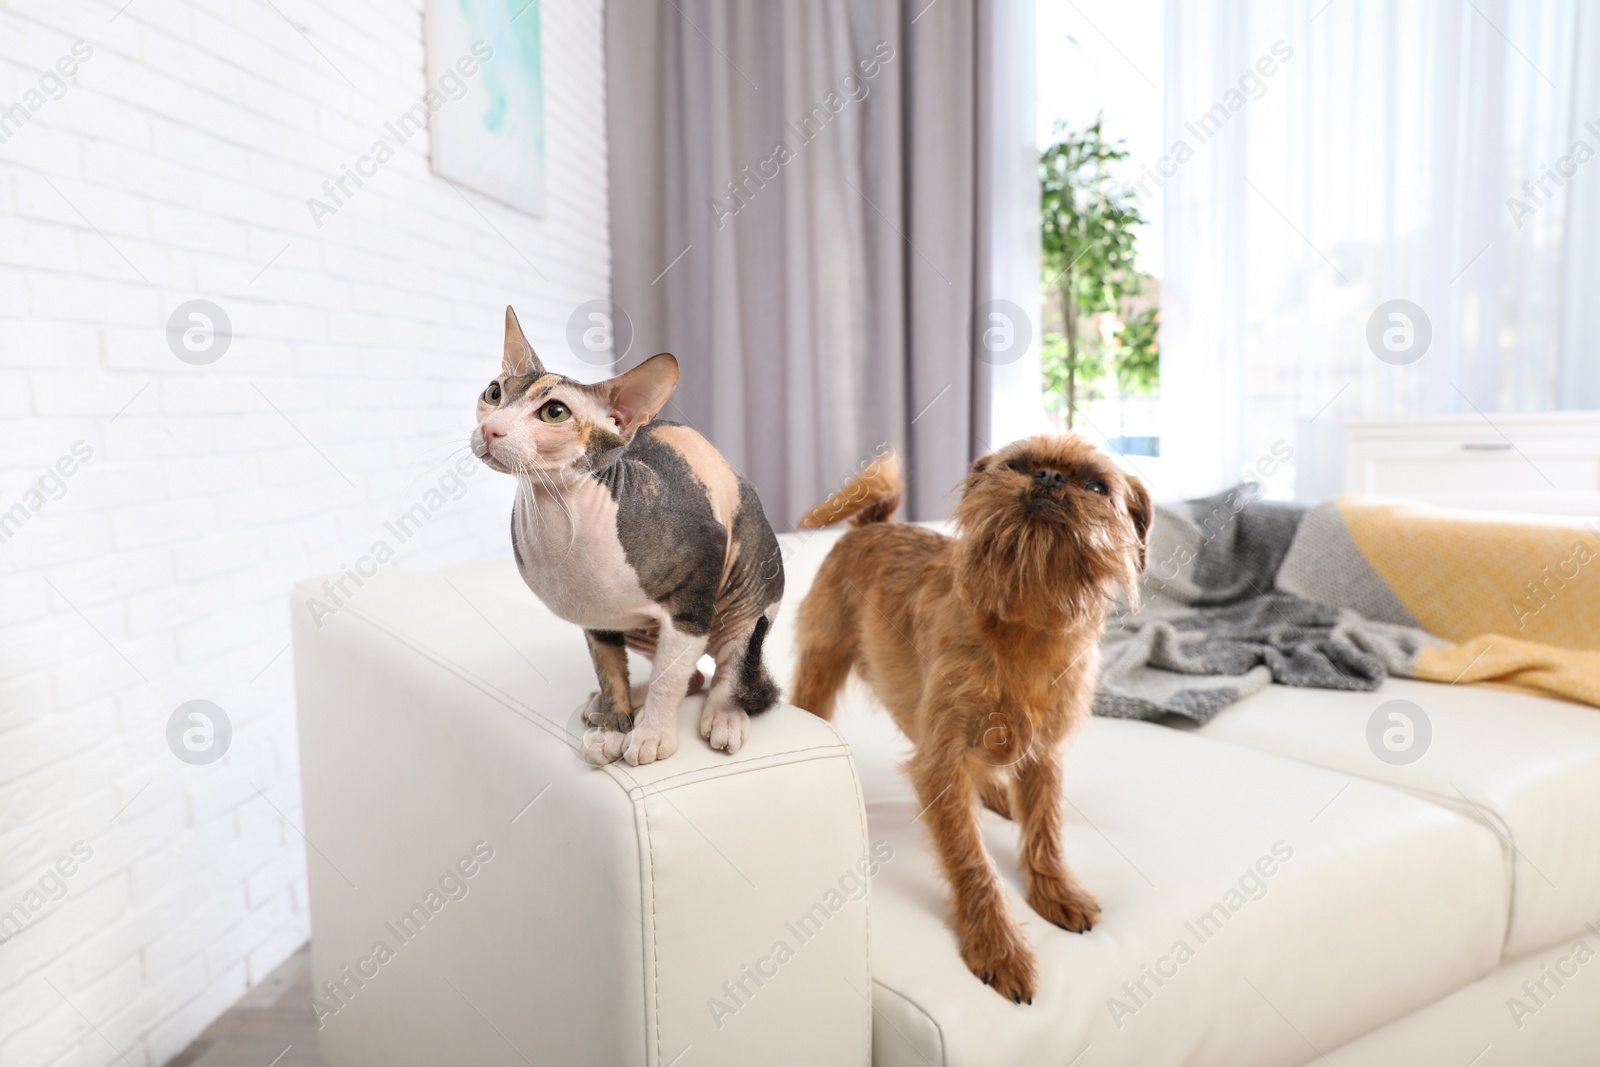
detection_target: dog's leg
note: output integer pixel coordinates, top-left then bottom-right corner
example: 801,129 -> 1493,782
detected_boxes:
976,770 -> 1013,820
1014,749 -> 1100,933
791,640 -> 852,721
909,745 -> 1037,1004
791,571 -> 857,721
618,624 -> 707,766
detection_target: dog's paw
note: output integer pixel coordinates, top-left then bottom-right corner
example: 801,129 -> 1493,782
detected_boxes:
623,720 -> 679,766
581,726 -> 629,766
1028,877 -> 1100,934
960,926 -> 1037,1005
581,692 -> 633,733
699,702 -> 749,754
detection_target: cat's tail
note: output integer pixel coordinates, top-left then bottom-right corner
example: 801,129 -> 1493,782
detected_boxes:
796,450 -> 901,529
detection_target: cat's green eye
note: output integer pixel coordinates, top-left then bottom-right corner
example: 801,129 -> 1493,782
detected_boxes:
483,382 -> 502,404
538,400 -> 571,423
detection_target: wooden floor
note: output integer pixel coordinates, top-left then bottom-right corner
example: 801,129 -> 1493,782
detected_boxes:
167,944 -> 323,1067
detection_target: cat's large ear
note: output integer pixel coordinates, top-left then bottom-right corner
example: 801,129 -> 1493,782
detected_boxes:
593,353 -> 679,440
503,306 -> 545,377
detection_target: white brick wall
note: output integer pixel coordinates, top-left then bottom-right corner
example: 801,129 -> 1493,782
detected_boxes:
0,0 -> 610,1063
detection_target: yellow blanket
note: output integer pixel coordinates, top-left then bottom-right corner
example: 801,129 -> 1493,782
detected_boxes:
1339,498 -> 1600,706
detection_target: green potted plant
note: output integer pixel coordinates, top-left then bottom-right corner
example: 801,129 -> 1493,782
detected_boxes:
1039,116 -> 1158,430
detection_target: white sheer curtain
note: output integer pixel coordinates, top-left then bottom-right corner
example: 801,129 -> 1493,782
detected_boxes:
977,0 -> 1048,453
1160,0 -> 1600,499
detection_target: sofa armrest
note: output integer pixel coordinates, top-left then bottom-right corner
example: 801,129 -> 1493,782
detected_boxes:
291,566 -> 872,1067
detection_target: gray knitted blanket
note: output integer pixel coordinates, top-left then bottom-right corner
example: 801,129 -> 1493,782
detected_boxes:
1093,489 -> 1442,724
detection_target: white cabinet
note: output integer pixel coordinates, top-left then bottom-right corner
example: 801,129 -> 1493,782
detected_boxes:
1332,413 -> 1600,515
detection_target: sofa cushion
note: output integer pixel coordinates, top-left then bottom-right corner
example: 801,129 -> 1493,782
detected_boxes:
762,529 -> 1508,1067
1305,935 -> 1600,1067
1194,677 -> 1600,958
765,527 -> 1600,965
834,705 -> 1507,1067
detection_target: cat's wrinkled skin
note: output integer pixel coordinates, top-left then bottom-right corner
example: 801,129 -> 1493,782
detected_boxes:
471,307 -> 784,766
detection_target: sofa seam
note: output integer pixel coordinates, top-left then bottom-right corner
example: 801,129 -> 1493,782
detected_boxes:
319,598 -> 851,796
1435,791 -> 1519,955
841,735 -> 873,1063
1182,728 -> 1524,962
641,793 -> 662,1067
1360,778 -> 1520,955
325,597 -> 585,743
616,742 -> 851,789
871,979 -> 947,1066
627,750 -> 869,1063
619,747 -> 855,799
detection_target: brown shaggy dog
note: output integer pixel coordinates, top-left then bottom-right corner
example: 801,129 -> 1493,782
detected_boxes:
790,435 -> 1151,1004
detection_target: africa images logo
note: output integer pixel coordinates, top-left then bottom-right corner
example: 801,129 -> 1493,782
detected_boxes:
311,841 -> 496,1028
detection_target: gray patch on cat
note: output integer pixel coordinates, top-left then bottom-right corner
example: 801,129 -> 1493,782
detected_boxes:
727,479 -> 785,618
503,371 -> 548,401
595,422 -> 737,636
584,422 -> 628,471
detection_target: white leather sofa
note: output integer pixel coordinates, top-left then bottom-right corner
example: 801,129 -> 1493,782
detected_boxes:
292,527 -> 1600,1066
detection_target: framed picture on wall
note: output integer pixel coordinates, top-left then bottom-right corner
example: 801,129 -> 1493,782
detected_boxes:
424,0 -> 546,218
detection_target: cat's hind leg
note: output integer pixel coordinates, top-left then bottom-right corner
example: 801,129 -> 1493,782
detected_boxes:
700,613 -> 780,755
620,668 -> 705,712
620,623 -> 705,701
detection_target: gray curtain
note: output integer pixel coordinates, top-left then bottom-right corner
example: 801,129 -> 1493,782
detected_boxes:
606,0 -> 1025,526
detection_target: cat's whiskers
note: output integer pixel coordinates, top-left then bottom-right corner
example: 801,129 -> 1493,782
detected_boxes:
528,463 -> 581,561
517,466 -> 568,546
513,469 -> 546,540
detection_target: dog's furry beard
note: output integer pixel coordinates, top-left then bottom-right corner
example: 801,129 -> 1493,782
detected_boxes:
951,472 -> 1142,629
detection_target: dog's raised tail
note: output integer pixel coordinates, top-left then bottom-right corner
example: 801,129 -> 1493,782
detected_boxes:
796,450 -> 902,529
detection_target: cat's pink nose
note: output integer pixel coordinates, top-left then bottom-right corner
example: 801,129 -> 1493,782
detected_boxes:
482,419 -> 507,440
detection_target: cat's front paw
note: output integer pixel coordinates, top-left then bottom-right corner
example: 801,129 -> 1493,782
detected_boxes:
699,702 -> 749,754
582,691 -> 633,733
582,726 -> 629,766
623,720 -> 679,766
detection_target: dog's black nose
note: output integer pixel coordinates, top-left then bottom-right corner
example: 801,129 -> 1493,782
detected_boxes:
1033,468 -> 1066,491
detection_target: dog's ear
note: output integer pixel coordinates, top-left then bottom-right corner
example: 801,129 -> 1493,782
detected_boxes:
959,455 -> 992,494
1125,474 -> 1153,572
